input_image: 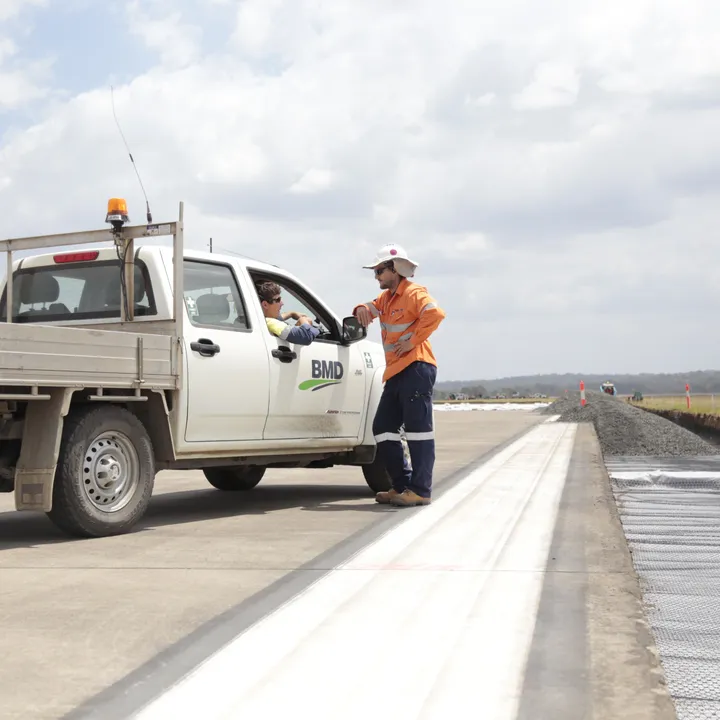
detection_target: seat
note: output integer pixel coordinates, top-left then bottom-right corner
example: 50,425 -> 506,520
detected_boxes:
195,293 -> 230,325
16,274 -> 63,318
48,302 -> 71,315
104,277 -> 149,316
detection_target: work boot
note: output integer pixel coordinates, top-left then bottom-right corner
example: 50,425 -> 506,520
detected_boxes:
375,488 -> 402,504
390,489 -> 432,507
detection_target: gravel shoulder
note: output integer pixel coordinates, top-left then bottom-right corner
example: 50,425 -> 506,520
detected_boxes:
542,391 -> 720,457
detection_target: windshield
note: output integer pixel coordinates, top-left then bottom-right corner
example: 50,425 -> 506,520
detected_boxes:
0,259 -> 156,323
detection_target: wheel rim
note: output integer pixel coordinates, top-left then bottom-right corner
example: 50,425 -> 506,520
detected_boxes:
81,431 -> 139,513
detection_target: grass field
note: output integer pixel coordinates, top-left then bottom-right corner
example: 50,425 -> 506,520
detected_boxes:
631,394 -> 720,415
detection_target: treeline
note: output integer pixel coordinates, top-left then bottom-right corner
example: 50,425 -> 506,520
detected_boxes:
435,370 -> 720,398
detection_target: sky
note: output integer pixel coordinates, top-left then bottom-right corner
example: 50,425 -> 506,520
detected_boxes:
1,0 -> 720,382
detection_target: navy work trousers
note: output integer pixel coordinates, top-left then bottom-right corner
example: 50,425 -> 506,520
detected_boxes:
372,361 -> 437,498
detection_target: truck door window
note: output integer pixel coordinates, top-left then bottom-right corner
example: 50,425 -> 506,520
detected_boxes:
249,271 -> 338,342
183,260 -> 250,330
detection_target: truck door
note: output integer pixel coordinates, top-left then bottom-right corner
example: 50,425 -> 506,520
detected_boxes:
248,271 -> 366,441
181,259 -> 270,442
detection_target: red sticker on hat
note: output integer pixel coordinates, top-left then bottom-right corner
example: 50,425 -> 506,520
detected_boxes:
390,249 -> 397,255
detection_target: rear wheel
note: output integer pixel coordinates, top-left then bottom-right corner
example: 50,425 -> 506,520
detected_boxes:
203,466 -> 265,491
47,405 -> 155,538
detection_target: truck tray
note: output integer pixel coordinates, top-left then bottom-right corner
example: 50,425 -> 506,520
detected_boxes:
0,322 -> 177,390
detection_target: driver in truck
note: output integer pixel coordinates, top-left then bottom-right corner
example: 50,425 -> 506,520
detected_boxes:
257,280 -> 320,346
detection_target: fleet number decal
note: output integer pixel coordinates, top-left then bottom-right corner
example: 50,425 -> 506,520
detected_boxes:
298,360 -> 345,391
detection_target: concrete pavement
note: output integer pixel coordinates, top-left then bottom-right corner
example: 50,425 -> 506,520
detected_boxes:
0,411 -> 542,720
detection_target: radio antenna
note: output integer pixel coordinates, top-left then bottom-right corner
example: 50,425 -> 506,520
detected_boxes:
111,85 -> 153,224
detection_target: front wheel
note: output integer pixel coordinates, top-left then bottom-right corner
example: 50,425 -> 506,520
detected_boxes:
361,432 -> 411,493
361,454 -> 392,493
203,466 -> 265,491
47,405 -> 155,538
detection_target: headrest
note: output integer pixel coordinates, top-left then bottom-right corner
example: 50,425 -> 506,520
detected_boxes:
20,274 -> 60,305
195,293 -> 230,320
104,278 -> 146,305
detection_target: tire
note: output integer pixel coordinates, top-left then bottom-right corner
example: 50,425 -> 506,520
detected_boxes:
203,466 -> 265,491
47,405 -> 155,538
361,453 -> 392,493
361,432 -> 411,494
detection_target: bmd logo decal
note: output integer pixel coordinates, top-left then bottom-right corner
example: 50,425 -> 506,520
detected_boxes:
299,360 -> 344,391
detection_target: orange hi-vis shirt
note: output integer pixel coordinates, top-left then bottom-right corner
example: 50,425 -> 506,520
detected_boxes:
354,278 -> 446,382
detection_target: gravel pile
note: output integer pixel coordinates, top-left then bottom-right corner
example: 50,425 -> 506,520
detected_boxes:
541,391 -> 720,456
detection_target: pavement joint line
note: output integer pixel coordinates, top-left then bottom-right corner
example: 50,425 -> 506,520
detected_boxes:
63,415 -> 547,720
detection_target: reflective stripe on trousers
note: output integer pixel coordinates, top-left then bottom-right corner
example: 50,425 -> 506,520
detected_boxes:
372,361 -> 437,498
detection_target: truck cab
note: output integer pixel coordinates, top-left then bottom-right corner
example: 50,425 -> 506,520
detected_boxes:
0,202 -> 394,537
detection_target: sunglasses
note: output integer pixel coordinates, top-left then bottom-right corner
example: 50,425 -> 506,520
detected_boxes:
374,265 -> 391,276
266,296 -> 282,304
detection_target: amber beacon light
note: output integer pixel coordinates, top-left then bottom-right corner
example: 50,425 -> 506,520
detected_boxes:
105,197 -> 129,230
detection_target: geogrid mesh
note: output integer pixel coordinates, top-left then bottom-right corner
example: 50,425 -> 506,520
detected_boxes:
608,459 -> 720,720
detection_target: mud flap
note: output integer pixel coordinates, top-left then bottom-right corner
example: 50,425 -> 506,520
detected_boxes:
14,388 -> 74,512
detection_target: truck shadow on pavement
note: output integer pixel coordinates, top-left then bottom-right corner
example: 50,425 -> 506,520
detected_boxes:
0,484 -> 388,549
141,484 -> 386,526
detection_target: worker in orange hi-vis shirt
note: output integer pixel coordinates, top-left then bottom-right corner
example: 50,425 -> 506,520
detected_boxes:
352,244 -> 446,507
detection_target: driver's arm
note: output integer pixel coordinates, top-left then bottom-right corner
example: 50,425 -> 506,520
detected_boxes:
284,321 -> 320,345
266,316 -> 318,345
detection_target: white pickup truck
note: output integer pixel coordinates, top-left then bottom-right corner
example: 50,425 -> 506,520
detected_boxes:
0,201 -> 395,538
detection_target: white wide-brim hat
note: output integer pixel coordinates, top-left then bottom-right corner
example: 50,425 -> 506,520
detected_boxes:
362,244 -> 418,278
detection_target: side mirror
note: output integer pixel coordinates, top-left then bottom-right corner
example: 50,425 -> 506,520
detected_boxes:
342,315 -> 366,344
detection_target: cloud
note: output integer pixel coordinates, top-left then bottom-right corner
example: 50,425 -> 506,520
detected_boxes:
289,168 -> 335,195
512,61 -> 581,110
0,0 -> 50,112
0,0 -> 45,23
125,0 -> 202,69
2,0 -> 720,381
